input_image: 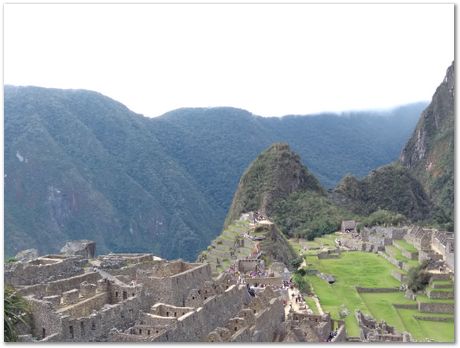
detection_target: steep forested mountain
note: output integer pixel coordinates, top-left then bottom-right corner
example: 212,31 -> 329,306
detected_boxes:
331,62 -> 454,230
225,144 -> 356,240
4,86 -> 424,259
5,86 -> 220,261
225,143 -> 325,225
400,62 -> 455,226
331,164 -> 432,221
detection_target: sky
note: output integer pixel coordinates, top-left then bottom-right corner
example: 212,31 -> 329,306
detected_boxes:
4,3 -> 454,117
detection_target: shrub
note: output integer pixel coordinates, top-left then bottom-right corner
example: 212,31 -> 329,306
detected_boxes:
4,287 -> 30,342
292,273 -> 311,294
290,257 -> 303,269
406,260 -> 431,292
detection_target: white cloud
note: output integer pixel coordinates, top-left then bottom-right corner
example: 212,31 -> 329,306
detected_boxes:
4,3 -> 454,117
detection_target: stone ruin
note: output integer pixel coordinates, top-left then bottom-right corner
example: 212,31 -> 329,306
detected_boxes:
6,240 -> 340,343
338,225 -> 455,273
355,310 -> 411,342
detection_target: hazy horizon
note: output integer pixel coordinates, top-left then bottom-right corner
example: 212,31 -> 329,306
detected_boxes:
5,83 -> 430,119
5,4 -> 453,117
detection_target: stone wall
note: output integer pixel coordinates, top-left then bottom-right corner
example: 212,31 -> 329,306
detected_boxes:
140,263 -> 212,307
238,259 -> 260,273
391,270 -> 406,282
150,284 -> 250,342
417,302 -> 454,314
57,292 -> 109,318
413,316 -> 454,322
150,303 -> 194,318
5,256 -> 86,286
60,295 -> 143,341
331,322 -> 347,342
17,272 -> 100,299
317,251 -> 340,259
27,297 -> 63,341
245,277 -> 282,286
356,287 -> 400,293
426,289 -> 454,300
392,303 -> 418,310
378,251 -> 403,269
401,249 -> 418,260
248,297 -> 285,342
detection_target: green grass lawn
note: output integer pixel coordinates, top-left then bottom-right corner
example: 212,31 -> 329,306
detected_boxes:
306,251 -> 401,336
289,233 -> 338,255
304,251 -> 454,341
304,296 -> 319,314
386,245 -> 407,261
397,308 -> 454,342
393,239 -> 418,253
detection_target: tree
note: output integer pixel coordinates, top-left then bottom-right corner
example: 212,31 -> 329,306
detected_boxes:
4,287 -> 30,342
290,257 -> 303,269
406,260 -> 431,293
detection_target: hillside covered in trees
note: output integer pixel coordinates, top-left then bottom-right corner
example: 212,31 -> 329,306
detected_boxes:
5,86 -> 425,259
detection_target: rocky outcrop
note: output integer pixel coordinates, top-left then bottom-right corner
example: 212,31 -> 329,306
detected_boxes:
400,62 -> 454,224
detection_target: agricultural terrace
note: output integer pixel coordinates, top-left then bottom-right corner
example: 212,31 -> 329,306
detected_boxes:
290,233 -> 454,342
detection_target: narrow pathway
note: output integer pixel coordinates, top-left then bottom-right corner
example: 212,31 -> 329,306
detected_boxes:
312,296 -> 324,315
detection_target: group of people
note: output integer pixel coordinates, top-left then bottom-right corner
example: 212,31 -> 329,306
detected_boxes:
326,330 -> 338,342
252,211 -> 266,224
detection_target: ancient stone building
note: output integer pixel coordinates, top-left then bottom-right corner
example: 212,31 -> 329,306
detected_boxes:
9,240 -> 328,343
341,220 -> 356,233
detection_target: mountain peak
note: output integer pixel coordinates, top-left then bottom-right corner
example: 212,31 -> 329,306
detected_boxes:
225,143 -> 324,225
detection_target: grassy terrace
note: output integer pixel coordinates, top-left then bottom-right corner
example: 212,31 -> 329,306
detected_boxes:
291,235 -> 455,342
385,245 -> 419,269
204,220 -> 255,275
305,251 -> 400,336
393,239 -> 418,253
290,233 -> 339,258
305,296 -> 319,314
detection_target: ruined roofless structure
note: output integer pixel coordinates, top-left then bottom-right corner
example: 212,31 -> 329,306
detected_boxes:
5,240 -> 341,343
341,220 -> 356,233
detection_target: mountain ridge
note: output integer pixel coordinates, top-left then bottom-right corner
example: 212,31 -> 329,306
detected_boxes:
5,85 -> 426,259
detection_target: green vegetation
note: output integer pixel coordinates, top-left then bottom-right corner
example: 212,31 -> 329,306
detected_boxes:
299,245 -> 453,342
400,63 -> 454,227
4,287 -> 30,342
200,219 -> 297,275
290,257 -> 303,269
393,239 -> 418,253
225,143 -> 324,226
293,271 -> 311,294
358,209 -> 407,229
225,143 -> 359,240
406,261 -> 431,293
5,85 -> 425,259
272,191 -> 356,239
333,164 -> 432,222
304,296 -> 319,314
306,252 -> 400,335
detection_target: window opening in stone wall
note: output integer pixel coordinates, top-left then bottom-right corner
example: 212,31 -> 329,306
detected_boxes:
42,328 -> 46,339
80,321 -> 84,335
69,325 -> 74,339
91,322 -> 96,330
123,291 -> 127,300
